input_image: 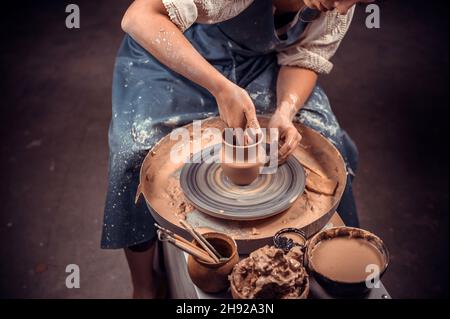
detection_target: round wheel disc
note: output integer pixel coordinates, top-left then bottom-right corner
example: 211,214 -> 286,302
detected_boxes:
180,145 -> 305,221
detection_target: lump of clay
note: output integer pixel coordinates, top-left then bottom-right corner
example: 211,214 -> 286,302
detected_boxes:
229,245 -> 308,299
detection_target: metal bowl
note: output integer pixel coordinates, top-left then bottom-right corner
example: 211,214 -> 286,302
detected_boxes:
305,226 -> 390,297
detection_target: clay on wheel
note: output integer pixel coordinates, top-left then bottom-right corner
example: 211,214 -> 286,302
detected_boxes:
180,145 -> 305,221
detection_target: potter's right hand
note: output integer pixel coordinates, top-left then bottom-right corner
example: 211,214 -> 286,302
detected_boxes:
214,81 -> 260,132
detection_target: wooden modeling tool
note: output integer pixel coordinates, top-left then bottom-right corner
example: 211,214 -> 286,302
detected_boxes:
154,223 -> 201,251
179,220 -> 221,263
157,230 -> 215,263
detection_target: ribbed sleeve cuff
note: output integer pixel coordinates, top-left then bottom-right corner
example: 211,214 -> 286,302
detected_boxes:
161,0 -> 198,32
277,47 -> 334,74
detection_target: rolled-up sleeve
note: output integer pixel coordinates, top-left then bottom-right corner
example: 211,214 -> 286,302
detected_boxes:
162,0 -> 254,33
162,0 -> 199,32
277,7 -> 355,74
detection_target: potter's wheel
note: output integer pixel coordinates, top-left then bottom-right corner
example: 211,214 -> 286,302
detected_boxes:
137,117 -> 347,253
180,146 -> 305,221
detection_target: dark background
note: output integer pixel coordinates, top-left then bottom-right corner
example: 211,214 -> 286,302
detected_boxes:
0,0 -> 448,298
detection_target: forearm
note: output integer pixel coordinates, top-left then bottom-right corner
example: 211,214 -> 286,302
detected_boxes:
275,66 -> 317,119
121,0 -> 228,96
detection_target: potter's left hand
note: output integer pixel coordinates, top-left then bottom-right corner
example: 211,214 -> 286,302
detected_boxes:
303,0 -> 335,12
334,0 -> 375,14
268,111 -> 302,163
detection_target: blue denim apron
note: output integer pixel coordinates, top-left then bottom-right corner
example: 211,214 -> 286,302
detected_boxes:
101,0 -> 359,249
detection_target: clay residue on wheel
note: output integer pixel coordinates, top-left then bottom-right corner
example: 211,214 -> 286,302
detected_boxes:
166,177 -> 194,218
140,120 -> 225,219
138,117 -> 346,240
229,245 -> 308,299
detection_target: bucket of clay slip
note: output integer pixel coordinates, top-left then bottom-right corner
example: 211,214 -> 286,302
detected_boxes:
187,232 -> 239,293
220,128 -> 265,185
305,227 -> 390,297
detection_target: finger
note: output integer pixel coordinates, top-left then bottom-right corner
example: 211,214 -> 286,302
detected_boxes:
279,130 -> 300,159
320,0 -> 335,10
219,106 -> 230,127
279,142 -> 294,160
269,127 -> 280,144
335,0 -> 355,14
279,132 -> 295,158
280,140 -> 298,161
244,108 -> 260,130
306,0 -> 322,11
317,2 -> 330,11
303,0 -> 314,9
245,127 -> 263,146
277,156 -> 288,166
279,132 -> 301,163
221,117 -> 231,128
234,129 -> 245,146
269,128 -> 280,149
267,128 -> 280,163
228,115 -> 246,131
243,105 -> 261,144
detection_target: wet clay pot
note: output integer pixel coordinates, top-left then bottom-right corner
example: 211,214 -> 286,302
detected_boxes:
187,232 -> 239,293
220,129 -> 265,185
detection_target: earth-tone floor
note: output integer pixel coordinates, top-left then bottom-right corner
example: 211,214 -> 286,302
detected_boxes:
0,0 -> 448,298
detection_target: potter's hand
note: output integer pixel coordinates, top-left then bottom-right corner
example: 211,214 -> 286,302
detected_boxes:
334,0 -> 375,14
304,0 -> 375,14
303,0 -> 336,11
214,81 -> 260,132
269,111 -> 302,163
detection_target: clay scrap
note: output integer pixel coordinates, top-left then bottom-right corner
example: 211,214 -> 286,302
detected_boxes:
305,170 -> 338,196
229,245 -> 308,299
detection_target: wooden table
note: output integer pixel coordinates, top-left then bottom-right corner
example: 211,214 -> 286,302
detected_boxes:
162,213 -> 391,299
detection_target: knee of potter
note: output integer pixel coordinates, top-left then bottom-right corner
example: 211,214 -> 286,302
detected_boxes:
109,144 -> 148,169
110,129 -> 157,153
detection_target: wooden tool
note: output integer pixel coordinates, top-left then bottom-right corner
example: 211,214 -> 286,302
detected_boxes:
157,230 -> 216,263
155,224 -> 215,261
179,220 -> 221,263
190,225 -> 223,260
155,223 -> 200,251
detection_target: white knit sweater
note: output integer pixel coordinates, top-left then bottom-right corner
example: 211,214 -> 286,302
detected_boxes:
162,0 -> 354,74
